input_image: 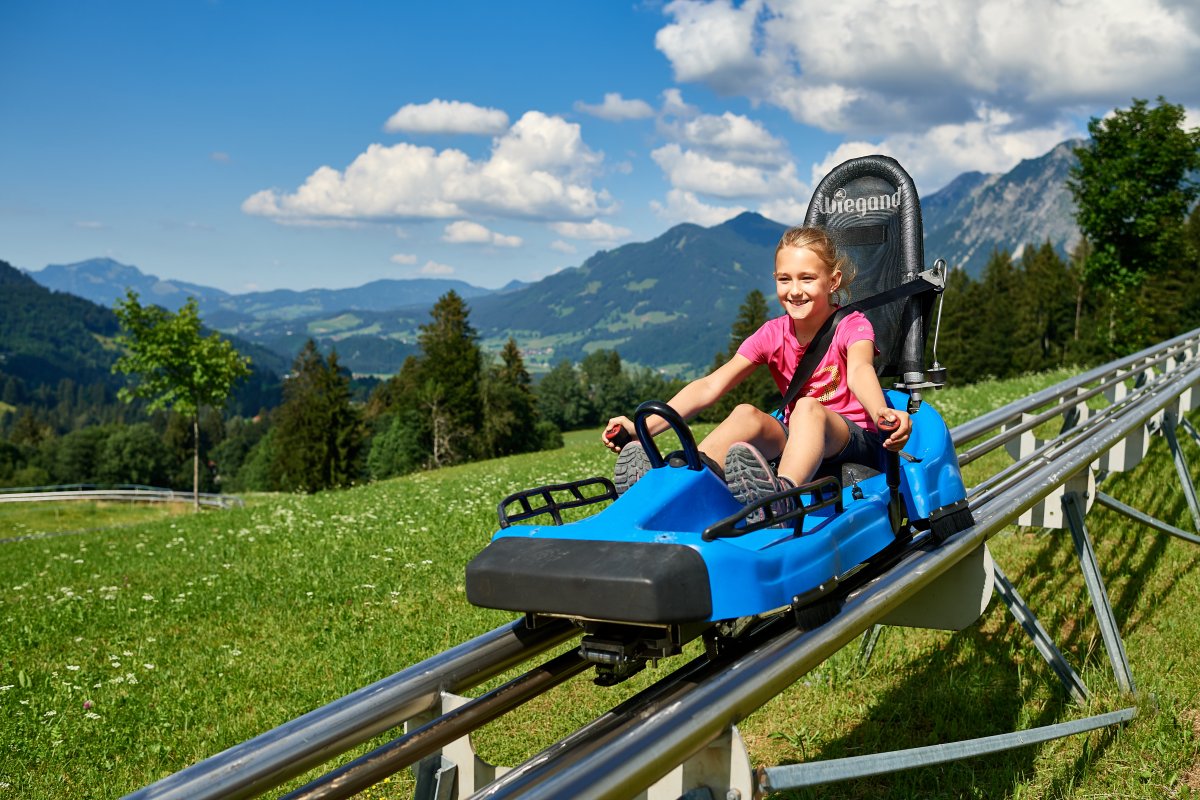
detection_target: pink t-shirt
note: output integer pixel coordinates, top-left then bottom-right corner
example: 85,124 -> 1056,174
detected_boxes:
736,310 -> 877,430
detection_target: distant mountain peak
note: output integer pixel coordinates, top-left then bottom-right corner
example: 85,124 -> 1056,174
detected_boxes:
717,211 -> 786,247
921,140 -> 1082,275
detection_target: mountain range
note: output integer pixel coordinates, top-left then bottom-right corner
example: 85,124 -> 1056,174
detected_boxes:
22,140 -> 1086,377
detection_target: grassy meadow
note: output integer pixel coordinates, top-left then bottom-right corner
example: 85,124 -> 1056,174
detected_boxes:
3,367 -> 1200,799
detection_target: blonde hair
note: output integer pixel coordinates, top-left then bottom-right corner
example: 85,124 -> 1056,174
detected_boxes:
774,226 -> 856,304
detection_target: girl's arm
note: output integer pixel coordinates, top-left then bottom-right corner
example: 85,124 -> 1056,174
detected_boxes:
602,354 -> 758,450
845,339 -> 911,451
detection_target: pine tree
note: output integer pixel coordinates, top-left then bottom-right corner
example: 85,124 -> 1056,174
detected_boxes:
415,291 -> 484,464
366,355 -> 431,478
926,265 -> 977,384
972,249 -> 1020,381
480,338 -> 541,458
535,360 -> 592,431
700,289 -> 776,422
270,340 -> 365,492
1181,206 -> 1200,332
1011,242 -> 1076,373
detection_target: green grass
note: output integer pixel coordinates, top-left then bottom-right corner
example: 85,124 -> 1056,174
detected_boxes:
2,369 -> 1200,799
0,502 -> 192,543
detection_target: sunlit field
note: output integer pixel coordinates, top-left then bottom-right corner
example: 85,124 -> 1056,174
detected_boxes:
3,367 -> 1200,799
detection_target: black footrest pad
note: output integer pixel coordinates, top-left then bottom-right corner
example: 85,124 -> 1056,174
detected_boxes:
466,537 -> 712,623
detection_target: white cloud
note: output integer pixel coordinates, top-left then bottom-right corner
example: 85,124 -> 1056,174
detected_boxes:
390,253 -> 418,265
442,220 -> 523,247
550,219 -> 632,241
809,105 -> 1077,193
757,196 -> 809,225
654,0 -> 1200,195
210,151 -> 231,164
420,260 -> 455,276
550,240 -> 577,254
244,111 -> 610,224
575,92 -> 655,121
648,91 -> 806,214
652,143 -> 802,198
650,90 -> 806,212
1186,106 -> 1200,131
651,188 -> 747,227
655,0 -> 766,94
660,88 -> 698,119
669,111 -> 790,165
657,0 -> 1200,135
384,99 -> 509,135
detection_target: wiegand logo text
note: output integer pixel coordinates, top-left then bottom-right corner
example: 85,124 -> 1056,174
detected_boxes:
815,187 -> 902,218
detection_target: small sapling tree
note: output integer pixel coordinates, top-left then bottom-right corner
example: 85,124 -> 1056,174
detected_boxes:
113,290 -> 251,510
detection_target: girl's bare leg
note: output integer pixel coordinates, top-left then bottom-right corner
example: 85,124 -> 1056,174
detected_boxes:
776,397 -> 850,486
697,403 -> 788,478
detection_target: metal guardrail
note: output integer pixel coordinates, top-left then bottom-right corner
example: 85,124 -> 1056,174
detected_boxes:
0,484 -> 244,510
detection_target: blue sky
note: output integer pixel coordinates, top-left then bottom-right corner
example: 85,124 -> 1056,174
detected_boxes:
2,1 -> 1197,294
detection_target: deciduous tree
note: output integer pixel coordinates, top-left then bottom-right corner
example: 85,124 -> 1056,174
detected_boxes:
112,291 -> 250,510
1069,97 -> 1200,292
580,350 -> 635,424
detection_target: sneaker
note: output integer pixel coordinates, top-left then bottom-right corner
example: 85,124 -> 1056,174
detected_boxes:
613,442 -> 652,495
724,442 -> 796,523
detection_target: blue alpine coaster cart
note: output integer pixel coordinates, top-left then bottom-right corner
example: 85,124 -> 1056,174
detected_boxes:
465,156 -> 975,685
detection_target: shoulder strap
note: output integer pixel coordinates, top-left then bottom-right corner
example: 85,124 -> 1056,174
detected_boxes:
774,274 -> 941,417
776,308 -> 848,417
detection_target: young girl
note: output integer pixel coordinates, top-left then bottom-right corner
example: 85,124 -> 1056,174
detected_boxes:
602,225 -> 911,511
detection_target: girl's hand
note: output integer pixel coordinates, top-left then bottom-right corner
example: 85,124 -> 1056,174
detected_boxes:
602,416 -> 635,452
876,409 -> 911,451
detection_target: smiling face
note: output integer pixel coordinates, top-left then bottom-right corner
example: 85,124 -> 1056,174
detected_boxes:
774,245 -> 841,333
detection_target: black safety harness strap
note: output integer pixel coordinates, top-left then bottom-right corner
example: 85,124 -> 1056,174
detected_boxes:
775,273 -> 940,417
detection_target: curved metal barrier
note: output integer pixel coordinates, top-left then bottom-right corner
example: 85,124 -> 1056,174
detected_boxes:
0,484 -> 244,510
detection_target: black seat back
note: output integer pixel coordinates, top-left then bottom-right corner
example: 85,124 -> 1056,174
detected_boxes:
803,155 -> 931,385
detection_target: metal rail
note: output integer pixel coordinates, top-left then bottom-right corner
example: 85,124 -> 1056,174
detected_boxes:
953,328 -> 1199,449
280,650 -> 592,800
123,618 -> 577,800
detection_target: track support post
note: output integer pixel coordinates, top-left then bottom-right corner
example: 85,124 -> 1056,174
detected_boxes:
1162,408 -> 1200,532
1062,491 -> 1136,695
991,562 -> 1090,705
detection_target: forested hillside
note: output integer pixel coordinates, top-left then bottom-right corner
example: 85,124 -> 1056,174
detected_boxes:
0,260 -> 283,434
